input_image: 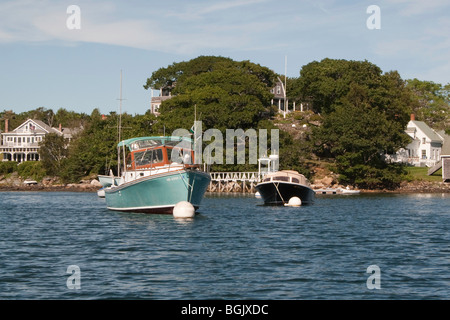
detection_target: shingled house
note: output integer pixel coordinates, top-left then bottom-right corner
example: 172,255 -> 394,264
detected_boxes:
437,131 -> 450,182
0,119 -> 73,163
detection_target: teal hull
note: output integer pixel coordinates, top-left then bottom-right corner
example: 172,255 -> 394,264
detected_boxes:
104,170 -> 210,214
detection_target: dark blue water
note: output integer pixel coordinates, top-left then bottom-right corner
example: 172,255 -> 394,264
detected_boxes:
0,191 -> 448,300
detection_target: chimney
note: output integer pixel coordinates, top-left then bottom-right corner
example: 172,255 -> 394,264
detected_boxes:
410,114 -> 415,121
59,123 -> 62,132
4,119 -> 8,133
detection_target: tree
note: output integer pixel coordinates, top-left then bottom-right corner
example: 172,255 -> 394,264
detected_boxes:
406,78 -> 450,130
297,58 -> 385,114
146,56 -> 276,133
39,133 -> 69,176
300,59 -> 412,189
143,56 -> 278,171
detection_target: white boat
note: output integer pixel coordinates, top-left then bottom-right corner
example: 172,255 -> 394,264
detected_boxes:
98,174 -> 121,188
97,188 -> 105,198
338,187 -> 360,194
255,170 -> 315,205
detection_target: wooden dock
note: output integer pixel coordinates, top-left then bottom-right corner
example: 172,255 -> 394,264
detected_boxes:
207,172 -> 262,193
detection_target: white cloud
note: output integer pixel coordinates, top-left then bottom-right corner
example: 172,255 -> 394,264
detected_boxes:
0,0 -> 275,54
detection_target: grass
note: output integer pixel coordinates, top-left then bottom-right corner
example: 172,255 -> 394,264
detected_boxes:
405,166 -> 443,182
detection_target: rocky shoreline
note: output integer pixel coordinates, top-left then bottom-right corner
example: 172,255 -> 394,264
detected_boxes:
0,178 -> 449,194
0,175 -> 102,193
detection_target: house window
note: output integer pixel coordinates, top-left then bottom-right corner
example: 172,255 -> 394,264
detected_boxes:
422,150 -> 426,159
422,138 -> 426,144
276,86 -> 281,94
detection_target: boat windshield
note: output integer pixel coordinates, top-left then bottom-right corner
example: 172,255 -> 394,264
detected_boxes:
167,146 -> 193,164
132,148 -> 164,167
129,139 -> 163,151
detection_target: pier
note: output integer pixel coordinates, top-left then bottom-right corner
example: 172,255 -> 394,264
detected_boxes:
207,172 -> 262,193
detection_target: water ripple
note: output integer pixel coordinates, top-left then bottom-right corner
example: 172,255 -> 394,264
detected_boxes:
0,191 -> 448,299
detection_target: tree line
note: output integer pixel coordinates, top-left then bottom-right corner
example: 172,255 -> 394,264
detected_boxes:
1,56 -> 449,189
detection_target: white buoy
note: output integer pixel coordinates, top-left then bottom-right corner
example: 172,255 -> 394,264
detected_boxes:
285,196 -> 302,207
173,201 -> 195,218
255,191 -> 261,198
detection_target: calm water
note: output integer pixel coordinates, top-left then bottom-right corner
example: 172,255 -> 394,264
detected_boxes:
0,191 -> 448,300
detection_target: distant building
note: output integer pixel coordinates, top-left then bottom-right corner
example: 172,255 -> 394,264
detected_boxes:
438,131 -> 450,182
388,114 -> 444,167
150,86 -> 174,116
149,78 -> 304,117
270,78 -> 286,114
0,119 -> 73,163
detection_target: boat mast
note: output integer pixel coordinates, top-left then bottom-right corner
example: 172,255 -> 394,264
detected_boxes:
117,70 -> 124,176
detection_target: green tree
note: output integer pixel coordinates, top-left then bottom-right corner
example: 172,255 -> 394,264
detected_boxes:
144,56 -> 277,171
300,59 -> 412,189
39,133 -> 69,176
406,78 -> 450,129
146,56 -> 276,133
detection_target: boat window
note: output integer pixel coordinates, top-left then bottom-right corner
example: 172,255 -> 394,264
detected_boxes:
134,148 -> 164,167
168,147 -> 193,164
292,178 -> 299,183
263,177 -> 271,182
130,139 -> 162,151
273,176 -> 289,182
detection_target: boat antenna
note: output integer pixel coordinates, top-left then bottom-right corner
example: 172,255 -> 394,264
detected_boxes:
284,55 -> 287,118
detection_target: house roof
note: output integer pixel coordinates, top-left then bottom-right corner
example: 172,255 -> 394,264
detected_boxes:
408,120 -> 443,143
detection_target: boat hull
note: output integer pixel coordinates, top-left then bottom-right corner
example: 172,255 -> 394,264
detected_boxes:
104,170 -> 210,214
98,175 -> 121,188
255,181 -> 315,205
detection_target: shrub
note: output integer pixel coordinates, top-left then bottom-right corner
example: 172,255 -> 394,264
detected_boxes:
0,161 -> 18,175
17,161 -> 46,181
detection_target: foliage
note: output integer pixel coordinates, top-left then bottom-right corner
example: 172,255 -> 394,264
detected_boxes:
1,56 -> 447,188
145,56 -> 277,134
297,58 -> 385,114
0,161 -> 18,175
39,133 -> 69,176
17,161 -> 46,181
298,59 -> 413,189
406,79 -> 450,130
59,109 -> 158,182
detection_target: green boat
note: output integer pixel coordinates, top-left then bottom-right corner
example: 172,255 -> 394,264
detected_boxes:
103,136 -> 211,214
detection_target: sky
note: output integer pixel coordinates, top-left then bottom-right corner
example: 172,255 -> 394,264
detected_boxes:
0,0 -> 449,116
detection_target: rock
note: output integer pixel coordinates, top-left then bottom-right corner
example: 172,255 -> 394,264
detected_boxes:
90,179 -> 102,187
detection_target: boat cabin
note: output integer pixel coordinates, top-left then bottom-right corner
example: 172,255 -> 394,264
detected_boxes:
261,170 -> 310,186
119,136 -> 196,172
126,145 -> 195,170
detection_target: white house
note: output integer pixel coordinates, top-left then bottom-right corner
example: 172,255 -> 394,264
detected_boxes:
0,119 -> 73,163
389,114 -> 444,167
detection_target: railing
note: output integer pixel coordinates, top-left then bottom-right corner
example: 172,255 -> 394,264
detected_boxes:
1,142 -> 40,147
385,154 -> 441,168
209,172 -> 263,183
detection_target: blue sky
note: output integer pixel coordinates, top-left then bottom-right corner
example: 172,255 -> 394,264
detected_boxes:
1,0 -> 449,116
